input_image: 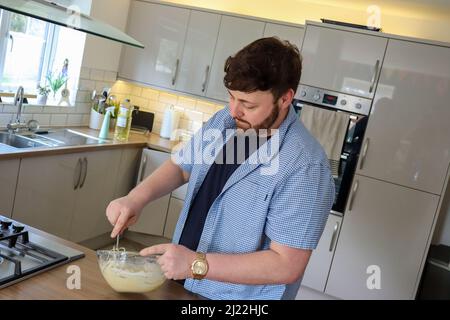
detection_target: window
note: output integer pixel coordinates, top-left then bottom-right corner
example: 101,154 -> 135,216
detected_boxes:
0,9 -> 86,106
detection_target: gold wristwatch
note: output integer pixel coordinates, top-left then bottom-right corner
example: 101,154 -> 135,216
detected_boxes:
191,252 -> 209,280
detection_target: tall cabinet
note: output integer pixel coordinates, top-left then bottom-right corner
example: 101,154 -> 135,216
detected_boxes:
320,38 -> 450,299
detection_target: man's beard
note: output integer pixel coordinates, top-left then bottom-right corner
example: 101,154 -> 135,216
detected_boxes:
234,103 -> 280,133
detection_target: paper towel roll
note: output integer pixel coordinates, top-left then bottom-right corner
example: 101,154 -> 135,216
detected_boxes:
160,105 -> 182,139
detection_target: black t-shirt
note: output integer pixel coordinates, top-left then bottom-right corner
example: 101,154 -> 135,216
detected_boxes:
178,133 -> 271,251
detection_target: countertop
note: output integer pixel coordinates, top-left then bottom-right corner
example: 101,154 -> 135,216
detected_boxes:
0,127 -> 183,160
0,222 -> 203,300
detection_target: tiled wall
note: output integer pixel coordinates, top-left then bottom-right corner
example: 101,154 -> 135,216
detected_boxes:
110,81 -> 225,135
0,67 -> 226,135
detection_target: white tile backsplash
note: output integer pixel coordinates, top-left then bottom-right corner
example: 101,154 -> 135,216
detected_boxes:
32,114 -> 51,126
104,71 -> 118,82
78,79 -> 96,91
0,113 -> 12,126
67,114 -> 83,126
50,114 -> 68,126
80,67 -> 91,80
90,69 -> 105,81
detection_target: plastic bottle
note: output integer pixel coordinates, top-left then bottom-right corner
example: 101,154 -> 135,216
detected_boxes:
114,99 -> 133,141
98,106 -> 115,140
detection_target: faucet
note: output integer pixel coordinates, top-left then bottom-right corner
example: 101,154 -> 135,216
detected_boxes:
7,86 -> 28,133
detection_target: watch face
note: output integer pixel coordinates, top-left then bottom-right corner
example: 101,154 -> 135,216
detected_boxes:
193,261 -> 207,275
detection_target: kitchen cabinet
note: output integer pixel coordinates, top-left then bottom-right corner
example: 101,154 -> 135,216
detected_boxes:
0,159 -> 20,218
204,15 -> 265,102
301,213 -> 342,292
113,148 -> 142,198
263,23 -> 304,50
175,11 -> 221,96
13,149 -> 126,241
325,175 -> 439,299
356,39 -> 450,195
300,24 -> 388,99
13,153 -> 81,239
119,1 -> 190,88
164,197 -> 184,239
129,148 -> 171,236
69,149 -> 123,242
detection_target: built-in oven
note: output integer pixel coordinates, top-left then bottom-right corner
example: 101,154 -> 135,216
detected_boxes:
293,84 -> 372,215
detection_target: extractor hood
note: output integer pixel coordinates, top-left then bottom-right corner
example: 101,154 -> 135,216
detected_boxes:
0,0 -> 144,48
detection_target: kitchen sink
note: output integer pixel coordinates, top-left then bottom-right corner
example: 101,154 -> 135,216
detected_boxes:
0,132 -> 48,148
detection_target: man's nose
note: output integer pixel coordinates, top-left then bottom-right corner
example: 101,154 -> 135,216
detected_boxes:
229,101 -> 244,119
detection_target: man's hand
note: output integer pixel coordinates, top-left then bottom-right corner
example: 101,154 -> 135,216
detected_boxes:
106,196 -> 143,238
140,244 -> 196,280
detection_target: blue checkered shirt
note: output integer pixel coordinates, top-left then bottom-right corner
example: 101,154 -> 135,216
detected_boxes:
171,104 -> 335,300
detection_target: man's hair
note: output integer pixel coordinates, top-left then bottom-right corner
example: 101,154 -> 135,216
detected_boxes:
224,37 -> 302,101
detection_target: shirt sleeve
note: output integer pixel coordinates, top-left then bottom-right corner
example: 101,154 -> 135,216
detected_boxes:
265,163 -> 335,250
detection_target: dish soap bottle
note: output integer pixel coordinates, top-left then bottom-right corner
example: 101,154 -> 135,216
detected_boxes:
114,99 -> 133,141
98,106 -> 115,140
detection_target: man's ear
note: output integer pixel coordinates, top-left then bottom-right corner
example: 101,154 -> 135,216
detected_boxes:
279,89 -> 295,110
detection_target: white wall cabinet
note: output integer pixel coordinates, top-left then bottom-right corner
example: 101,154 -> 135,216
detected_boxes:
356,39 -> 450,195
300,24 -> 388,98
325,175 -> 439,299
263,23 -> 304,50
119,1 -> 190,88
175,11 -> 221,96
129,148 -> 171,236
0,159 -> 20,218
205,16 -> 265,101
301,214 -> 342,292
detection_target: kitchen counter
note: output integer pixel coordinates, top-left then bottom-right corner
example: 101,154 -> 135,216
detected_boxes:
0,127 -> 183,160
0,222 -> 203,300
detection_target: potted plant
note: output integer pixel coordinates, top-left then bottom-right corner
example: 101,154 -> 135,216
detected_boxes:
36,85 -> 50,105
46,71 -> 67,99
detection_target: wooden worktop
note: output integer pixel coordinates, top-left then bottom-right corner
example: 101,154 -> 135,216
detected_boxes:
0,127 -> 183,160
0,223 -> 203,300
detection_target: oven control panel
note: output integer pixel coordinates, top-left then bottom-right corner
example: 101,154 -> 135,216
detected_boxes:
296,84 -> 372,116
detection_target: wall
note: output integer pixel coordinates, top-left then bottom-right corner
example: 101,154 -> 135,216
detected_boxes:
158,0 -> 450,44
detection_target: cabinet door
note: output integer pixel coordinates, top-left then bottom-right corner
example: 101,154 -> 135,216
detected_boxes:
206,16 -> 265,101
175,11 -> 221,96
119,2 -> 189,88
114,148 -> 142,199
325,175 -> 439,299
69,149 -> 122,243
301,214 -> 342,292
13,153 -> 81,239
301,25 -> 387,98
0,159 -> 20,218
164,197 -> 184,239
356,40 -> 450,195
263,23 -> 304,50
129,149 -> 171,236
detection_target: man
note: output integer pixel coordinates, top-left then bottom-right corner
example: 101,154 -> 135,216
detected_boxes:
106,37 -> 335,300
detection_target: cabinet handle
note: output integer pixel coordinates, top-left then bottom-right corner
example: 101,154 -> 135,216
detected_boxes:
359,138 -> 370,170
74,158 -> 82,190
369,59 -> 380,93
329,221 -> 340,252
172,59 -> 180,86
348,180 -> 359,211
79,157 -> 88,189
201,65 -> 210,92
140,155 -> 147,182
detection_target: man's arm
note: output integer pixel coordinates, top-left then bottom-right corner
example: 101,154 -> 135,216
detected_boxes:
140,241 -> 312,285
108,159 -> 189,238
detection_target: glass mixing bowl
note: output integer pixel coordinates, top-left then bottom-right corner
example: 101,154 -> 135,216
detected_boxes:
97,250 -> 166,293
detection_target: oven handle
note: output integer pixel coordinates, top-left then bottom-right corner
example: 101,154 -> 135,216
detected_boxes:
348,180 -> 359,211
172,59 -> 180,86
329,221 -> 340,252
369,60 -> 380,93
359,138 -> 370,170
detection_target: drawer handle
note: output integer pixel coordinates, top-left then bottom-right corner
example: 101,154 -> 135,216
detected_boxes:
74,158 -> 82,190
369,59 -> 380,93
348,180 -> 359,212
202,65 -> 210,92
79,157 -> 88,189
329,221 -> 340,252
172,59 -> 180,86
359,138 -> 370,170
140,155 -> 147,182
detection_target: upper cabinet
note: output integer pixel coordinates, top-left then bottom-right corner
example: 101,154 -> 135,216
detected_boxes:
175,11 -> 221,96
357,40 -> 450,195
300,25 -> 388,99
205,16 -> 265,101
263,23 -> 304,50
119,2 -> 190,88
